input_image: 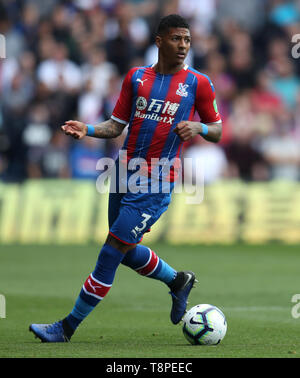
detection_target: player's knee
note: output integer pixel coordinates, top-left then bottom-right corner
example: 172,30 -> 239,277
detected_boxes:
105,234 -> 136,254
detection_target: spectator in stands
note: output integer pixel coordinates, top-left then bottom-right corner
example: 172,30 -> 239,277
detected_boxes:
183,135 -> 228,185
27,129 -> 70,179
69,137 -> 106,180
260,110 -> 300,181
81,46 -> 117,98
267,56 -> 300,110
37,41 -> 82,93
224,93 -> 270,181
0,0 -> 299,184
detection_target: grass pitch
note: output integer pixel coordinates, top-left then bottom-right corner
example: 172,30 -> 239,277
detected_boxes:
0,243 -> 299,358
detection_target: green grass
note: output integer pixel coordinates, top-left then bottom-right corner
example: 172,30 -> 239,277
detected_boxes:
0,243 -> 299,358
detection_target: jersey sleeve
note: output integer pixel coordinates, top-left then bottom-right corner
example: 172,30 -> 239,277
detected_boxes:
111,69 -> 135,125
195,75 -> 222,124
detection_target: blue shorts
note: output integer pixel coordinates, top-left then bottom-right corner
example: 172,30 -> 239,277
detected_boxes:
108,159 -> 174,245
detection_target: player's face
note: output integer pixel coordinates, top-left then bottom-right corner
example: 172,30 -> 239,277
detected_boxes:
156,27 -> 191,66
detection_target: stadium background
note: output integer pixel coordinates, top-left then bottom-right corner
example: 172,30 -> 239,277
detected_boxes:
0,0 -> 300,359
1,0 -> 300,244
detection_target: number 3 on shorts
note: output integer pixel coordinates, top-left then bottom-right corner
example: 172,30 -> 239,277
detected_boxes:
131,213 -> 152,238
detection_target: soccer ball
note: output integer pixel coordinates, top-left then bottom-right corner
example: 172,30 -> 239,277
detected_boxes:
182,304 -> 227,345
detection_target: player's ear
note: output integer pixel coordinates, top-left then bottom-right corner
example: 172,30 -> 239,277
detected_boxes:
155,35 -> 162,48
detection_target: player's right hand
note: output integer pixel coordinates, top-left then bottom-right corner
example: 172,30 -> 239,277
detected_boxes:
61,120 -> 87,139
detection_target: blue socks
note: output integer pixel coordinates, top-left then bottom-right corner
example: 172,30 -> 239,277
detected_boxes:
63,244 -> 177,336
64,244 -> 124,333
122,245 -> 177,284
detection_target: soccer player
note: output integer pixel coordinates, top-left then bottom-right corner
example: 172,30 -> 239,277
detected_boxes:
29,14 -> 222,342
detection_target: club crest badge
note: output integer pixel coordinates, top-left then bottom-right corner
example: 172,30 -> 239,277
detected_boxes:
176,83 -> 189,97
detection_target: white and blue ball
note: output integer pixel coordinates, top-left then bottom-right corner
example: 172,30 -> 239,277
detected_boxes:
182,304 -> 227,345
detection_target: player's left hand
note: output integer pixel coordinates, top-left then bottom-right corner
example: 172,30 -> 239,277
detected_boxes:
173,121 -> 201,141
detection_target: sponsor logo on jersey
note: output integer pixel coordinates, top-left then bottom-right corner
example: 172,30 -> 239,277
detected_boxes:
136,96 -> 148,110
134,98 -> 180,125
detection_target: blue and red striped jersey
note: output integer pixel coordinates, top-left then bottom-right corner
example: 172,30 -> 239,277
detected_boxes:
111,64 -> 221,180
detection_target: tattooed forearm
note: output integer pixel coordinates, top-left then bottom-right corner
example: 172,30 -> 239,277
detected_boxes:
93,119 -> 126,139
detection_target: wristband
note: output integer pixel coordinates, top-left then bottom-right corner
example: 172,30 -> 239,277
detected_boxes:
86,124 -> 95,136
200,123 -> 208,136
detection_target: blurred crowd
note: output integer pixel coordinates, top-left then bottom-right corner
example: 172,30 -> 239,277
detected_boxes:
0,0 -> 300,183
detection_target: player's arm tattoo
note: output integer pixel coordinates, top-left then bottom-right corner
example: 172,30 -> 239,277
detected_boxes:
93,118 -> 126,139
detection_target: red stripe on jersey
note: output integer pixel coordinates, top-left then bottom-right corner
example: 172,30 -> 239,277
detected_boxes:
145,69 -> 189,163
165,141 -> 183,182
83,274 -> 111,299
112,67 -> 139,124
136,249 -> 159,276
187,68 -> 222,124
126,67 -> 155,160
165,98 -> 195,181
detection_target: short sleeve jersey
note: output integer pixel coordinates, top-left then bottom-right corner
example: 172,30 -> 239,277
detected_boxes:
112,64 -> 221,178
